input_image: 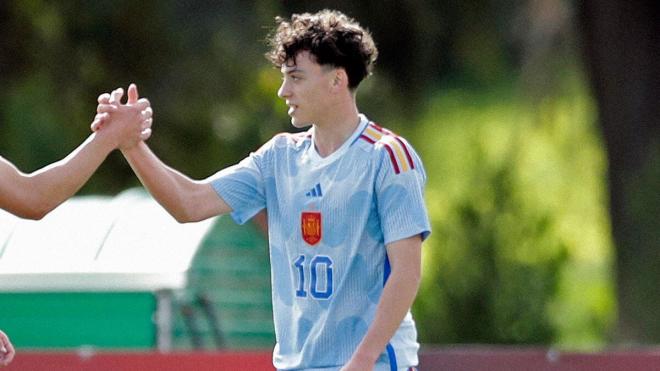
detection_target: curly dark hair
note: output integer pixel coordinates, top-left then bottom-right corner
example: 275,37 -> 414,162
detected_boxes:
266,9 -> 378,90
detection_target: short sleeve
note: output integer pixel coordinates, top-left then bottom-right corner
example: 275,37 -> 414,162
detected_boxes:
375,137 -> 431,245
210,142 -> 271,225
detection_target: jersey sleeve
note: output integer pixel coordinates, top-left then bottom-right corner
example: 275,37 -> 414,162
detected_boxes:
210,140 -> 271,225
374,136 -> 431,245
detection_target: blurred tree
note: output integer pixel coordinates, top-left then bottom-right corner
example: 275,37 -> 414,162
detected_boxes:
579,0 -> 660,343
412,80 -> 613,347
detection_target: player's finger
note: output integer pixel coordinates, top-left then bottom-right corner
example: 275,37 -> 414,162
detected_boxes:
141,107 -> 153,120
97,93 -> 111,104
140,128 -> 152,141
127,83 -> 139,104
109,88 -> 124,105
134,97 -> 150,110
90,113 -> 108,131
141,118 -> 153,131
97,103 -> 117,113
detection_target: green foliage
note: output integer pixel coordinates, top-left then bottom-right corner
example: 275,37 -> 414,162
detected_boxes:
412,77 -> 615,348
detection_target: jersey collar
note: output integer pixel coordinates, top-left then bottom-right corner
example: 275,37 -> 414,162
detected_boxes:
306,114 -> 369,165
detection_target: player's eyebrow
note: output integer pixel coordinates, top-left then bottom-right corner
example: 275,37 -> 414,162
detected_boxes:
281,65 -> 304,75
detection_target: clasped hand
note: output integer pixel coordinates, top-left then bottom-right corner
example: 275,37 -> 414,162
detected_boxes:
0,330 -> 14,367
91,83 -> 153,150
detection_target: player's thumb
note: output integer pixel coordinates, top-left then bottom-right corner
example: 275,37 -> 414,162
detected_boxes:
127,83 -> 139,104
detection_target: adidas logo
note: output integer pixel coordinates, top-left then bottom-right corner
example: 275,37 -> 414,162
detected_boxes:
305,183 -> 323,197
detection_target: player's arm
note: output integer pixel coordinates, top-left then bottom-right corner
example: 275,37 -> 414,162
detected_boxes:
0,329 -> 16,367
120,141 -> 231,223
96,85 -> 231,223
342,235 -> 422,371
0,136 -> 114,219
0,87 -> 151,220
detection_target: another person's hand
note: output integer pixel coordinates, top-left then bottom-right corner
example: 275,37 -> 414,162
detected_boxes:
91,83 -> 153,150
0,330 -> 15,367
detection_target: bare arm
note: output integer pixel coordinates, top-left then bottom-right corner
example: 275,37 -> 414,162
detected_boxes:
0,86 -> 151,220
342,235 -> 422,371
96,85 -> 231,223
0,134 -> 115,219
120,141 -> 231,223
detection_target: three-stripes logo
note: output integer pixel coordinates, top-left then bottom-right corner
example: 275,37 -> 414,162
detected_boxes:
305,183 -> 323,197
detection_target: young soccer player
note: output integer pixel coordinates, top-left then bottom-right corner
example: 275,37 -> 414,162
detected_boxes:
0,85 -> 151,367
99,10 -> 430,371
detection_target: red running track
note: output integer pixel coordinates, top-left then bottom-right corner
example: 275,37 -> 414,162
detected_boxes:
6,347 -> 660,370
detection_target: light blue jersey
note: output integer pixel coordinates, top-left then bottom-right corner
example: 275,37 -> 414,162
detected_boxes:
211,114 -> 430,370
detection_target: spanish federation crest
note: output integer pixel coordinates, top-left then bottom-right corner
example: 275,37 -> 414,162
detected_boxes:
301,211 -> 322,246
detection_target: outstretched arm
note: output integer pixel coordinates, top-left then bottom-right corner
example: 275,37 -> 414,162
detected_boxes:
0,88 -> 151,219
0,136 -> 113,219
97,87 -> 231,223
122,143 -> 231,222
0,330 -> 15,367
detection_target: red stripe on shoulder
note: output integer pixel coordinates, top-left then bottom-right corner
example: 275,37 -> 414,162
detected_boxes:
395,137 -> 415,170
370,122 -> 385,132
371,122 -> 415,172
359,134 -> 376,144
382,143 -> 401,174
371,122 -> 395,135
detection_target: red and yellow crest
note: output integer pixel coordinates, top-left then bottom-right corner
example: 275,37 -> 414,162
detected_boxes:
301,211 -> 322,246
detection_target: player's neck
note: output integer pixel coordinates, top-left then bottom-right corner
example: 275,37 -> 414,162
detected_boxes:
312,101 -> 360,158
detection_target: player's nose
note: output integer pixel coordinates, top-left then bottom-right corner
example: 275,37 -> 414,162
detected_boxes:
278,79 -> 291,99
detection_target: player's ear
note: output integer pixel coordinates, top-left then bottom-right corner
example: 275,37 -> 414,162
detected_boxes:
331,68 -> 348,92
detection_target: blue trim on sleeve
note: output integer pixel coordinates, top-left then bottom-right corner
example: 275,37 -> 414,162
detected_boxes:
386,343 -> 398,371
383,254 -> 391,285
383,256 -> 398,370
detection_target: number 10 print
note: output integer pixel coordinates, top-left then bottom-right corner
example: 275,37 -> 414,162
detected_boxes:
294,255 -> 334,299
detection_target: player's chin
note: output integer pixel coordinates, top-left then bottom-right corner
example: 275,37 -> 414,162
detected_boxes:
290,117 -> 312,129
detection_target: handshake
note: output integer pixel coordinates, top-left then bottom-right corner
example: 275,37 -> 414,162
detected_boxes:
90,83 -> 154,151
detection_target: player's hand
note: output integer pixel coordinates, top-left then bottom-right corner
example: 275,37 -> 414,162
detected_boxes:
91,84 -> 153,150
0,330 -> 15,367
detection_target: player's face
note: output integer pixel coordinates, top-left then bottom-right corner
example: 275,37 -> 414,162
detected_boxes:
278,51 -> 335,128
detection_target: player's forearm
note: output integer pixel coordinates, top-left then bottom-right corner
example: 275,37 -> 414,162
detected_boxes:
17,132 -> 114,219
351,263 -> 421,365
121,142 -> 204,222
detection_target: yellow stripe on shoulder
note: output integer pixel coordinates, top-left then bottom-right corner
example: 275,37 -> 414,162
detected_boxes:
379,135 -> 410,172
364,126 -> 384,141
